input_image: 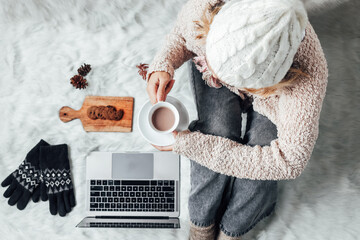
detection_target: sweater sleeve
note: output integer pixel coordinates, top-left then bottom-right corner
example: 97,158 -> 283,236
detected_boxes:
173,22 -> 328,180
172,94 -> 322,180
146,1 -> 196,82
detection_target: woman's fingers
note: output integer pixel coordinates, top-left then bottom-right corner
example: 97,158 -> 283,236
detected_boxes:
164,79 -> 175,96
146,81 -> 158,105
151,144 -> 173,151
147,72 -> 172,105
157,77 -> 169,102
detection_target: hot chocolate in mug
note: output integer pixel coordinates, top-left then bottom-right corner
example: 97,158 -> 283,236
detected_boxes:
148,101 -> 180,134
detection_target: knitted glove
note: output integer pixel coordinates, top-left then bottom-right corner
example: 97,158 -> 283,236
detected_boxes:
1,139 -> 50,210
39,144 -> 76,217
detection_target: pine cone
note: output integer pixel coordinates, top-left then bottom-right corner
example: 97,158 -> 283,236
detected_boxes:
70,75 -> 88,89
136,63 -> 149,81
77,63 -> 92,76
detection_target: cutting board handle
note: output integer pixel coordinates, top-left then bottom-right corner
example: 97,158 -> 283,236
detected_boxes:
59,106 -> 82,123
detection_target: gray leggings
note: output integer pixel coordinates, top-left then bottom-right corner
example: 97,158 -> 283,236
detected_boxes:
187,61 -> 278,237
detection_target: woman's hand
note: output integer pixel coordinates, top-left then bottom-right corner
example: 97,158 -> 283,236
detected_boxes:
146,71 -> 175,105
151,131 -> 178,151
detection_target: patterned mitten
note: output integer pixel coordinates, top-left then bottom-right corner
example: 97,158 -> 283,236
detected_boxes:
39,144 -> 76,217
1,139 -> 50,210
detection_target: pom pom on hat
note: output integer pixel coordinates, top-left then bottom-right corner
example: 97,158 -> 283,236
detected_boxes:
205,0 -> 308,89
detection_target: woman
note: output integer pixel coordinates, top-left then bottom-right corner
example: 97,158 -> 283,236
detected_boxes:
144,0 -> 328,239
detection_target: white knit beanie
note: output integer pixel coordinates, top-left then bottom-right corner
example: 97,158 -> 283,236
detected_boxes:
205,0 -> 308,89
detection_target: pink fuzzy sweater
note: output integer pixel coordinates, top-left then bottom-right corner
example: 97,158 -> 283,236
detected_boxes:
147,0 -> 328,180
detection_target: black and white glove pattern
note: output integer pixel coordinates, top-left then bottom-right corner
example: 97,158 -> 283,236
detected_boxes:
40,144 -> 76,217
2,140 -> 76,217
1,140 -> 50,210
43,169 -> 73,194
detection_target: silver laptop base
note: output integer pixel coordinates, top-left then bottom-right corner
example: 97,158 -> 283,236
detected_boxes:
76,216 -> 180,228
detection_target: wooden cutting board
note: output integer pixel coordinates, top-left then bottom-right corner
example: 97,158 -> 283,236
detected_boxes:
59,96 -> 134,132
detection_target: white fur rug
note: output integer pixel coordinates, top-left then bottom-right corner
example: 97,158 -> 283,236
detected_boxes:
0,0 -> 359,239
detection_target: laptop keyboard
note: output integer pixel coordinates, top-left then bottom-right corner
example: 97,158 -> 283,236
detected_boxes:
89,180 -> 176,212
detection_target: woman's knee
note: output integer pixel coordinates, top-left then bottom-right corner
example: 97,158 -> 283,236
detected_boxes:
189,161 -> 231,224
219,200 -> 276,238
218,179 -> 278,236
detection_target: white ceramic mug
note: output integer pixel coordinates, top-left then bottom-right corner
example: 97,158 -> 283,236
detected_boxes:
148,101 -> 180,134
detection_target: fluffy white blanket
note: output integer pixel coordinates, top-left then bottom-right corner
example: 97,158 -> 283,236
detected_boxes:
0,0 -> 359,239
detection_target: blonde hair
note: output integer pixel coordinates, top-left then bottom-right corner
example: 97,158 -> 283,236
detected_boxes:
193,2 -> 309,97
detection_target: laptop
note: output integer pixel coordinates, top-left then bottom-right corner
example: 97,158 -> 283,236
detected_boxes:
76,151 -> 181,228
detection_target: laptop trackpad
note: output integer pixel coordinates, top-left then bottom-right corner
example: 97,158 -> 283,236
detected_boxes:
112,153 -> 154,179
